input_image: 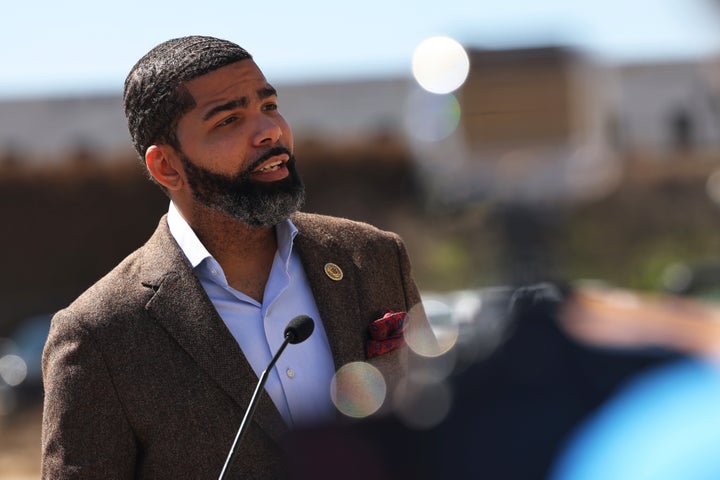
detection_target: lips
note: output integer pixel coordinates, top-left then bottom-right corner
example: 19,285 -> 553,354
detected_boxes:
255,159 -> 285,173
249,153 -> 291,182
252,153 -> 289,174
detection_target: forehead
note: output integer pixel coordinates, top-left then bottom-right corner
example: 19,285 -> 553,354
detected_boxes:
184,59 -> 271,109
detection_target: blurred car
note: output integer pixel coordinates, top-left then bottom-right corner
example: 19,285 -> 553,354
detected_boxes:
420,286 -> 514,367
663,260 -> 720,301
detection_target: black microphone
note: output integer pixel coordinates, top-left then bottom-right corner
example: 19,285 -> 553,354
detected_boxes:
284,314 -> 315,344
218,315 -> 315,480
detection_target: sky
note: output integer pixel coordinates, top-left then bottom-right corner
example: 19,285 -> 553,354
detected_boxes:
3,0 -> 720,99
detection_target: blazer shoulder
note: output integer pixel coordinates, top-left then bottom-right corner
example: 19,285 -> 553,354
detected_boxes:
54,216 -> 180,330
54,247 -> 150,330
292,212 -> 403,247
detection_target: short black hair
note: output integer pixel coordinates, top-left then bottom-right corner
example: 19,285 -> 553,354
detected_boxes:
123,36 -> 252,161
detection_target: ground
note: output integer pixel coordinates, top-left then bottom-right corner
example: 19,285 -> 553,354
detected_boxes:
0,405 -> 41,479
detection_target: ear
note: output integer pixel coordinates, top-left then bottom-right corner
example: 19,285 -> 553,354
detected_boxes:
145,145 -> 184,191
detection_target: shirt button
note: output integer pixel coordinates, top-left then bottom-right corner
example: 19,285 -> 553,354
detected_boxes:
286,368 -> 295,379
210,268 -> 218,275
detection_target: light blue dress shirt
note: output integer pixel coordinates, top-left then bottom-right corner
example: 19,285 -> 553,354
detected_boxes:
167,202 -> 336,427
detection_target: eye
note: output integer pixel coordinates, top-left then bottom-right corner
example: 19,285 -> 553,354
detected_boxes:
216,115 -> 237,128
263,102 -> 278,112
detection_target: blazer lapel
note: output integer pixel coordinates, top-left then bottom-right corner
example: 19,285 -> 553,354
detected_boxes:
139,216 -> 288,441
292,213 -> 365,370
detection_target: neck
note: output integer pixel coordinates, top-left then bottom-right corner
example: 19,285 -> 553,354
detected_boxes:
183,202 -> 279,303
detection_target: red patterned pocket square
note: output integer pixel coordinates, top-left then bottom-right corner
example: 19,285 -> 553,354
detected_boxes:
366,310 -> 409,359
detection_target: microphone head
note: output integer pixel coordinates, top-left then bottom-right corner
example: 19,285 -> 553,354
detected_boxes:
284,315 -> 315,344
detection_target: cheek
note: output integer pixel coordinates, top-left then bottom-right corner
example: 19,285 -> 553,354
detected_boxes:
205,134 -> 246,154
176,119 -> 244,159
279,119 -> 294,148
181,141 -> 247,177
194,129 -> 249,162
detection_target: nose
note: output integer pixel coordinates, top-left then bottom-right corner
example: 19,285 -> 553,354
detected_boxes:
252,116 -> 283,146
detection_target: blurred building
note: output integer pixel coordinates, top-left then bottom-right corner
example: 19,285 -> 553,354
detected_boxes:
609,60 -> 720,154
1,46 -> 719,168
0,78 -> 412,164
460,47 -> 582,151
409,46 -> 616,208
1,43 -> 720,269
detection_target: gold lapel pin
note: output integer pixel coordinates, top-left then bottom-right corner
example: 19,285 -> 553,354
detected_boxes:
324,262 -> 343,281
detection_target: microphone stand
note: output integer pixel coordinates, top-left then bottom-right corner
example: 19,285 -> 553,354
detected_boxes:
217,335 -> 292,480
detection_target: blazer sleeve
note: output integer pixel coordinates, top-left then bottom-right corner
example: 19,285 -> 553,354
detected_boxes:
41,310 -> 137,479
393,234 -> 423,311
393,233 -> 436,345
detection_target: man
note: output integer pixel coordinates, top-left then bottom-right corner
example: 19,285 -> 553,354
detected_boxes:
42,36 -> 431,479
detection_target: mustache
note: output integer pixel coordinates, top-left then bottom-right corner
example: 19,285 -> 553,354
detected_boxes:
246,146 -> 294,173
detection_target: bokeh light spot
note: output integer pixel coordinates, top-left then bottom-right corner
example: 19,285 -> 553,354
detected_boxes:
406,302 -> 457,358
404,90 -> 462,142
393,377 -> 453,430
0,354 -> 27,387
706,169 -> 720,206
412,36 -> 470,94
331,362 -> 386,419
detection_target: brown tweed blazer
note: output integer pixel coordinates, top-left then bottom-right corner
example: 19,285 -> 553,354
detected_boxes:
41,212 -> 428,479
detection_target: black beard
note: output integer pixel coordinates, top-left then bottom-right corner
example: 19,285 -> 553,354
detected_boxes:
179,147 -> 305,227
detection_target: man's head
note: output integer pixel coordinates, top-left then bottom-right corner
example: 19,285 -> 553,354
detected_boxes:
123,35 -> 252,159
123,36 -> 304,227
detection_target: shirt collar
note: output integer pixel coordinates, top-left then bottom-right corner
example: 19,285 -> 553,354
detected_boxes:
166,201 -> 298,270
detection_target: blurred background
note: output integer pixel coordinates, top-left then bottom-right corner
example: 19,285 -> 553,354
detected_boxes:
4,0 -> 720,478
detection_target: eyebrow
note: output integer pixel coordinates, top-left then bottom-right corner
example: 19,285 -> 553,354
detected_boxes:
201,85 -> 278,122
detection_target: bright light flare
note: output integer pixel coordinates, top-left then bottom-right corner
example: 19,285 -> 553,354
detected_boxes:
412,36 -> 470,94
